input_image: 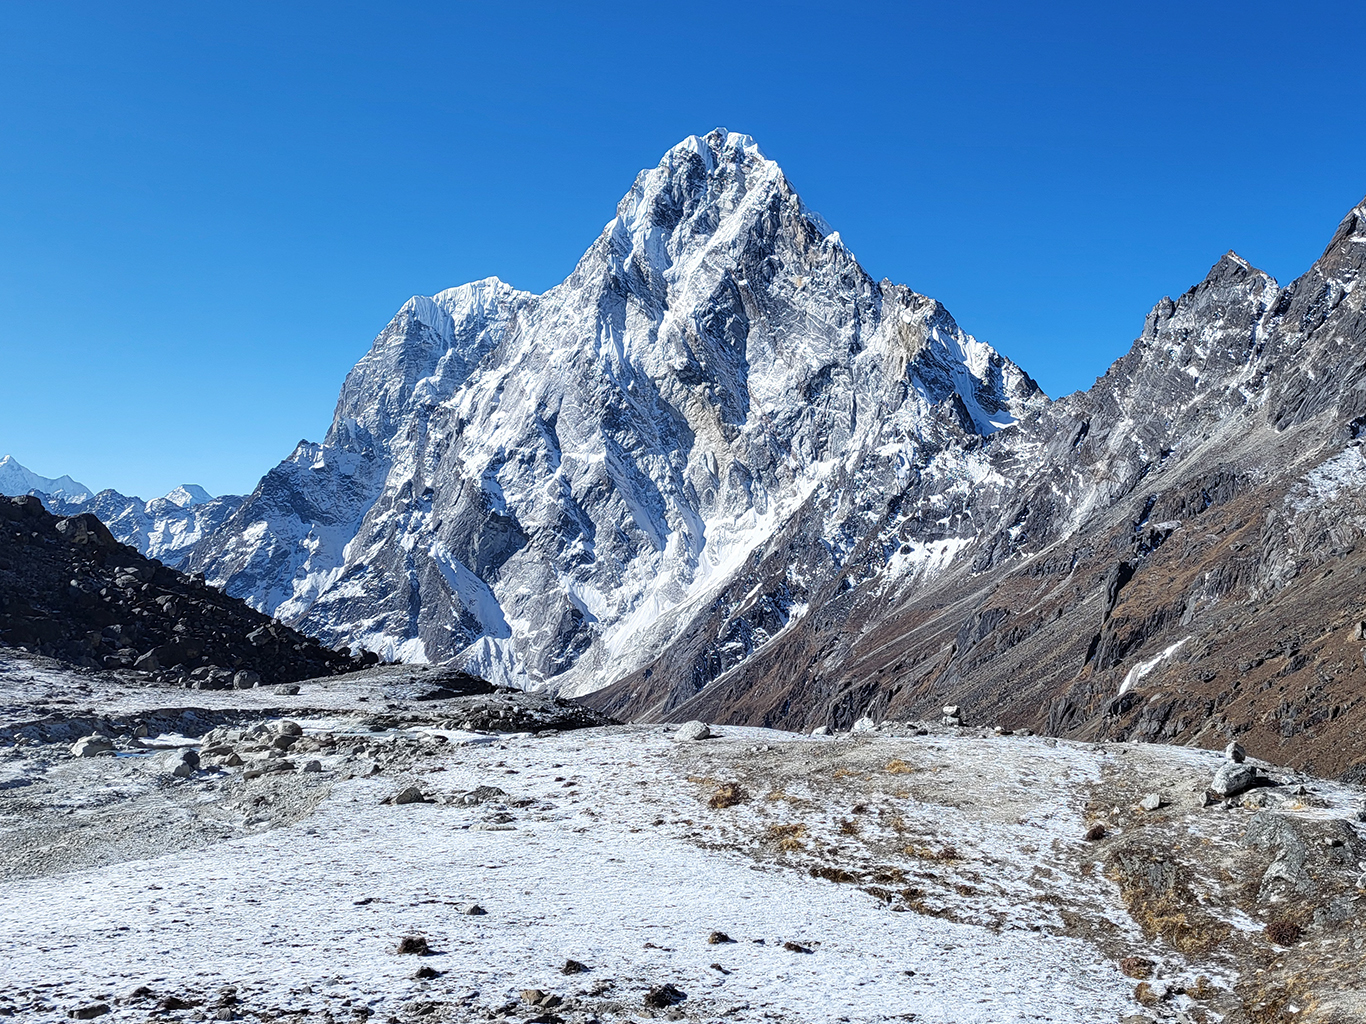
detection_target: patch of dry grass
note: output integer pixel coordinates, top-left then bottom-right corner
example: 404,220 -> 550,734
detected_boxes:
708,783 -> 748,809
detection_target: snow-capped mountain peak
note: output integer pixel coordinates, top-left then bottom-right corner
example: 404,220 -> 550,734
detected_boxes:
0,455 -> 91,502
161,484 -> 214,508
189,130 -> 1042,691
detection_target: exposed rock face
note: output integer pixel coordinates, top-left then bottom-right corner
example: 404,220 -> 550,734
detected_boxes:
0,494 -> 357,685
585,196 -> 1366,776
114,128 -> 1366,773
188,129 -> 1041,690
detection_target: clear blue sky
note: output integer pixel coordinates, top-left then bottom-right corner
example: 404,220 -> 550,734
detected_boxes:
2,1 -> 1364,499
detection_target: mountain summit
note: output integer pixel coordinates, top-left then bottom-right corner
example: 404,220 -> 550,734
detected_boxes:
189,128 -> 1042,690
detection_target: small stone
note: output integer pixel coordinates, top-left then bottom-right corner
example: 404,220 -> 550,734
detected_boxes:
675,720 -> 711,741
1138,793 -> 1162,812
560,959 -> 589,974
302,760 -> 322,773
459,903 -> 487,915
388,786 -> 427,806
642,984 -> 686,1009
1225,741 -> 1246,763
273,684 -> 300,696
1211,762 -> 1258,798
70,735 -> 114,758
412,966 -> 442,980
707,931 -> 734,944
68,1004 -> 111,1020
396,935 -> 431,955
224,752 -> 244,767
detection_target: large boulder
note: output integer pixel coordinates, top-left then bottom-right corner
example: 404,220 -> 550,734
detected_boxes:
71,735 -> 114,758
156,748 -> 200,778
1211,762 -> 1258,798
675,720 -> 711,741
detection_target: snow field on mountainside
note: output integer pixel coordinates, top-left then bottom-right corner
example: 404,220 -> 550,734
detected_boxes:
2,726 -> 1141,1023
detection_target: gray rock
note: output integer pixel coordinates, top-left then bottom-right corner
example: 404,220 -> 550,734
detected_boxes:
389,785 -> 427,805
232,670 -> 260,689
157,748 -> 200,778
1225,741 -> 1246,763
1211,762 -> 1258,798
1138,793 -> 1162,812
675,720 -> 711,741
273,684 -> 300,696
67,1003 -> 111,1020
851,716 -> 877,732
302,760 -> 322,773
71,735 -> 114,758
455,785 -> 508,805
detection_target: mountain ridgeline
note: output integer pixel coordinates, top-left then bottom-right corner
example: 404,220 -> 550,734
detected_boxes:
30,129 -> 1366,772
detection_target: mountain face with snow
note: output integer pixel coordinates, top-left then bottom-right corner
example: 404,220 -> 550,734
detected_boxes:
585,194 -> 1366,775
0,456 -> 91,503
0,458 -> 244,571
183,129 -> 1366,771
188,129 -> 1042,689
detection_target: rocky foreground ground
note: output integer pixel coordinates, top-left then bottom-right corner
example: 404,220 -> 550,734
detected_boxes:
1,652 -> 1365,1024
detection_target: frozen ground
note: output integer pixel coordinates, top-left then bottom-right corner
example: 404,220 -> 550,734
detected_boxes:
2,652 -> 1365,1024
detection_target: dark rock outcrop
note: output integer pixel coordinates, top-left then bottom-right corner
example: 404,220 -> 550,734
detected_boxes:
0,494 -> 364,686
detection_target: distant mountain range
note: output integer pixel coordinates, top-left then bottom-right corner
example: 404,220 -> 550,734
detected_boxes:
11,130 -> 1366,774
0,456 -> 243,570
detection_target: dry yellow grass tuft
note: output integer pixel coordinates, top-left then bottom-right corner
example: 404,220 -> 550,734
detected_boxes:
708,783 -> 748,809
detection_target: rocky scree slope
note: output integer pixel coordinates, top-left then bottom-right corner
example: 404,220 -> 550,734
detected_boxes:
188,129 -> 1042,692
586,197 -> 1366,777
0,495 -> 362,687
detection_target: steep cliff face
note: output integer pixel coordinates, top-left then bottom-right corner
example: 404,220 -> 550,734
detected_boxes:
189,129 -> 1041,689
180,127 -> 1366,772
586,198 -> 1366,775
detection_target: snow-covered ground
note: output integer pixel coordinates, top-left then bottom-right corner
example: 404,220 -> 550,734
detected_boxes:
4,654 -> 1366,1023
2,725 -> 1140,1024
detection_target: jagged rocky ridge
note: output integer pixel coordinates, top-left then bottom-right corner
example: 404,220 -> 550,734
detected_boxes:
179,128 -> 1366,773
188,129 -> 1042,692
587,197 -> 1366,776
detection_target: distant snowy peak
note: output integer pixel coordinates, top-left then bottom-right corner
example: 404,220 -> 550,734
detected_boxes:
0,455 -> 91,502
161,484 -> 214,508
